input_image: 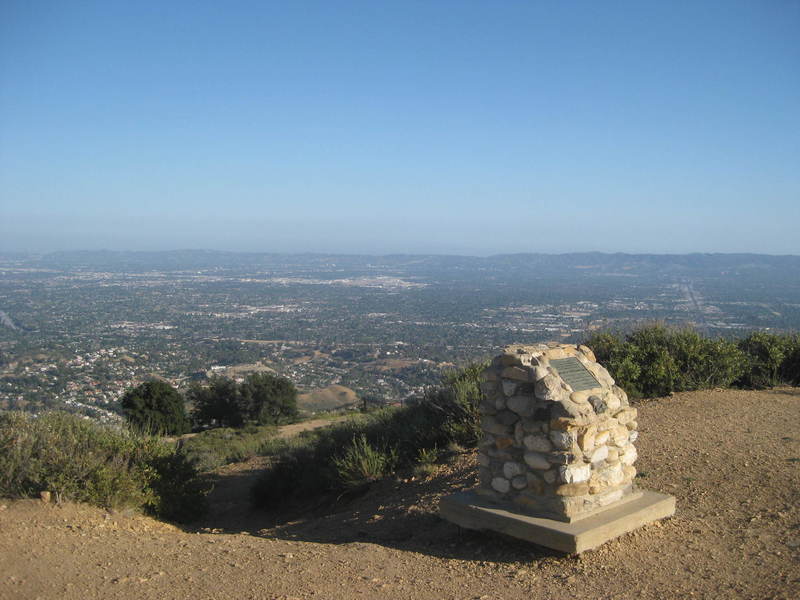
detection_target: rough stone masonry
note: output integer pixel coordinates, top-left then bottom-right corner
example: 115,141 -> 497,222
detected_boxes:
477,342 -> 639,522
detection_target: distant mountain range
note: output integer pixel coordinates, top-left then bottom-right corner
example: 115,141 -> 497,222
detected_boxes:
5,249 -> 798,277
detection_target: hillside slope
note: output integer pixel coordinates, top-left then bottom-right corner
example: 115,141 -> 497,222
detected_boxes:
2,388 -> 799,600
297,384 -> 359,412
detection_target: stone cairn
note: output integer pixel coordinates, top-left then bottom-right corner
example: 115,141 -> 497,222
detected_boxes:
477,343 -> 639,522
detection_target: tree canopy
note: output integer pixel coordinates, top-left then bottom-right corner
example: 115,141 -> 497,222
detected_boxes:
239,372 -> 298,425
120,380 -> 190,435
187,376 -> 240,428
189,372 -> 298,429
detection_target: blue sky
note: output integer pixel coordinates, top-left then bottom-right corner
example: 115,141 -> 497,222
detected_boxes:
1,1 -> 798,255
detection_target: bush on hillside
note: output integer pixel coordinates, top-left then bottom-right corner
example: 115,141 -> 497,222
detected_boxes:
422,362 -> 485,446
735,332 -> 790,389
178,424 -> 276,472
0,411 -> 208,522
585,331 -> 643,396
780,335 -> 800,386
251,405 -> 440,508
121,380 -> 190,435
586,324 -> 745,398
251,363 -> 486,509
586,324 -> 800,398
146,450 -> 211,523
669,332 -> 745,391
332,434 -> 398,490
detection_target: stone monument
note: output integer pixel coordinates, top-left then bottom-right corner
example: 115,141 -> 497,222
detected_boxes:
439,343 -> 675,553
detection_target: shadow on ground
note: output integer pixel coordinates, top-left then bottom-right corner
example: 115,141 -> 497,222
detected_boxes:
188,452 -> 561,564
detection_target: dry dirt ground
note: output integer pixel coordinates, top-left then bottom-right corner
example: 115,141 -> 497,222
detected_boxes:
2,388 -> 799,600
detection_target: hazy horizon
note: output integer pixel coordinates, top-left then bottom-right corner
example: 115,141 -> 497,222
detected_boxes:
4,247 -> 800,260
2,2 -> 798,255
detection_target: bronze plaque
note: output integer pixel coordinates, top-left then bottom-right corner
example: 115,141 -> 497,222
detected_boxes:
550,357 -> 600,392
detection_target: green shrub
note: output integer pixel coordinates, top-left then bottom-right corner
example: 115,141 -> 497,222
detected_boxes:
412,445 -> 440,478
669,332 -> 744,391
586,324 -> 745,398
424,363 -> 486,447
250,408 -> 411,507
333,435 -> 398,489
780,335 -> 800,386
251,363 -> 486,508
584,331 -> 643,396
416,446 -> 439,465
178,424 -> 276,472
626,325 -> 681,397
146,450 -> 211,523
0,411 -> 208,522
736,332 -> 790,389
584,331 -> 625,365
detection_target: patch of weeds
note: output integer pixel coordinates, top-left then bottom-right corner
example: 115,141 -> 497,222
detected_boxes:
333,434 -> 398,490
444,441 -> 466,457
412,446 -> 440,479
251,362 -> 488,509
417,446 -> 439,465
178,424 -> 276,472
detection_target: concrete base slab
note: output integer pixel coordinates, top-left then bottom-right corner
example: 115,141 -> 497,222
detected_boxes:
439,488 -> 675,554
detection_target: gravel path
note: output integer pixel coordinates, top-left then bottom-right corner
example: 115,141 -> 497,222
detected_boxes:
1,388 -> 799,599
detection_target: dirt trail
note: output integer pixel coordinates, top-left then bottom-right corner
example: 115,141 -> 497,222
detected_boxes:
273,417 -> 347,439
165,415 -> 346,444
2,389 -> 800,600
197,416 -> 349,531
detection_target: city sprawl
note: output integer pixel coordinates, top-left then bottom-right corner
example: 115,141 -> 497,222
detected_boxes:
2,251 -> 799,419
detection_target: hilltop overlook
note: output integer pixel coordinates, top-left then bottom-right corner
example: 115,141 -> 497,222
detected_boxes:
1,387 -> 798,599
3,2 -> 797,595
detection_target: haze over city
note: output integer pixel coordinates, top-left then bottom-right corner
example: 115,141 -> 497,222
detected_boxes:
1,1 -> 797,255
